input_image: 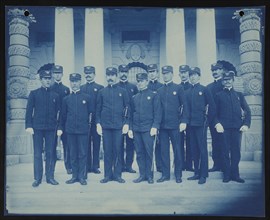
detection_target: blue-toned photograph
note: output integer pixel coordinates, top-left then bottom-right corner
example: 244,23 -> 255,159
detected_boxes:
4,5 -> 265,216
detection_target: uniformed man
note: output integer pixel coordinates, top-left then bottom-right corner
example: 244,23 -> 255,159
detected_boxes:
185,67 -> 217,184
157,65 -> 189,183
130,72 -> 162,184
215,70 -> 251,183
147,64 -> 163,173
116,64 -> 138,173
50,64 -> 72,175
25,70 -> 60,187
81,66 -> 104,174
96,67 -> 130,183
58,73 -> 92,185
179,65 -> 193,172
207,62 -> 224,172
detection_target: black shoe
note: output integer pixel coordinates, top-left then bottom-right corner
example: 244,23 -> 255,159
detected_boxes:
46,178 -> 59,185
185,168 -> 195,172
79,179 -> 87,185
122,167 -> 127,172
66,169 -> 72,174
231,177 -> 245,183
32,180 -> 41,187
115,177 -> 125,183
148,178 -> 154,184
209,166 -> 221,172
157,168 -> 162,173
66,178 -> 78,184
187,175 -> 200,180
100,178 -> 111,183
157,176 -> 170,183
92,169 -> 101,174
198,177 -> 206,184
126,167 -> 136,173
223,177 -> 231,183
133,176 -> 146,183
176,178 -> 182,183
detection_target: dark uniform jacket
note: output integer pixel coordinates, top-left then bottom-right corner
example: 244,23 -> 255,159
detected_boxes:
185,83 -> 217,127
25,87 -> 60,130
116,81 -> 138,100
180,81 -> 192,91
60,91 -> 92,134
131,88 -> 162,132
215,88 -> 251,129
96,84 -> 130,129
148,80 -> 163,92
81,81 -> 104,121
158,82 -> 189,129
50,81 -> 70,108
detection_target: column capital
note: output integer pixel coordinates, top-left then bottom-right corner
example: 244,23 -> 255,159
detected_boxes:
233,8 -> 262,22
8,8 -> 36,23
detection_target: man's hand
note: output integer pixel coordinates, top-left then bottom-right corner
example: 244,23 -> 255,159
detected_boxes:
122,124 -> 129,134
239,125 -> 249,132
128,130 -> 134,139
25,128 -> 34,135
57,130 -> 63,136
179,123 -> 187,132
215,123 -> 224,133
96,123 -> 102,136
150,128 -> 157,136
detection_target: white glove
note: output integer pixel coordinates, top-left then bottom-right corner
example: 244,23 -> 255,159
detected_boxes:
122,124 -> 129,134
240,125 -> 249,132
179,123 -> 187,132
96,123 -> 102,136
57,130 -> 63,136
215,123 -> 224,133
25,128 -> 34,135
150,128 -> 157,136
128,130 -> 134,139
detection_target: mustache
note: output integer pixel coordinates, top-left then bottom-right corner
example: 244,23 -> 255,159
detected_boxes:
108,79 -> 113,82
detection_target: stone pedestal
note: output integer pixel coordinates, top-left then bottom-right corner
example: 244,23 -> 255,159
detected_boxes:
6,9 -> 36,165
235,9 -> 263,161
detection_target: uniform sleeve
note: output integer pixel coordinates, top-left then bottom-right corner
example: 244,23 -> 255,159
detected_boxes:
59,97 -> 67,131
25,91 -> 34,129
123,90 -> 130,125
239,93 -> 251,127
152,93 -> 162,129
178,85 -> 189,124
205,87 -> 217,126
134,85 -> 139,95
129,96 -> 135,130
96,90 -> 102,124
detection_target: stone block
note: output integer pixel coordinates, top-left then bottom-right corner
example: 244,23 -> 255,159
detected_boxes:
241,151 -> 254,161
253,150 -> 262,161
6,155 -> 20,166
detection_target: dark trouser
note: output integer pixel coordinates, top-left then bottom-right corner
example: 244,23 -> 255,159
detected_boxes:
160,129 -> 182,179
33,129 -> 55,181
221,129 -> 242,179
67,133 -> 88,180
121,134 -> 135,169
87,124 -> 101,171
180,126 -> 193,170
134,131 -> 155,179
209,125 -> 223,170
53,132 -> 71,175
189,126 -> 209,178
155,135 -> 162,171
102,129 -> 123,179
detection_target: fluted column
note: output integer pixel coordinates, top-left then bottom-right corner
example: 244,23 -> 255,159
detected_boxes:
85,8 -> 105,85
234,9 -> 263,161
6,9 -> 36,162
196,9 -> 217,86
166,8 -> 186,83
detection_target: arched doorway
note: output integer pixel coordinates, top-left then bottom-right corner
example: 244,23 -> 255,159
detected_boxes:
127,62 -> 148,84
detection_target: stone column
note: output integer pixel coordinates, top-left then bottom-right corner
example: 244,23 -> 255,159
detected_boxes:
196,9 -> 217,86
234,9 -> 263,161
85,8 -> 105,85
166,8 -> 186,84
6,9 -> 36,165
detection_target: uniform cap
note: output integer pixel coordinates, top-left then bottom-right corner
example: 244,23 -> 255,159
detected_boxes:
52,65 -> 63,73
189,67 -> 201,76
147,64 -> 158,72
162,65 -> 173,74
84,66 -> 95,74
106,67 -> 117,75
118,64 -> 129,72
69,73 -> 81,81
211,63 -> 223,71
222,71 -> 235,80
39,70 -> 52,79
136,72 -> 148,81
179,65 -> 190,72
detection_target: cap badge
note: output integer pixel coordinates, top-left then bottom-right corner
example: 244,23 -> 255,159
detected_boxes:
173,91 -> 177,95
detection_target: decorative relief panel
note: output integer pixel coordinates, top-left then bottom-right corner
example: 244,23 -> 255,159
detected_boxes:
8,66 -> 30,78
240,20 -> 260,33
242,73 -> 262,95
7,78 -> 28,98
244,133 -> 262,151
9,24 -> 29,37
240,62 -> 261,74
10,109 -> 26,120
239,41 -> 261,54
8,45 -> 30,57
126,44 -> 145,61
249,105 -> 262,116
